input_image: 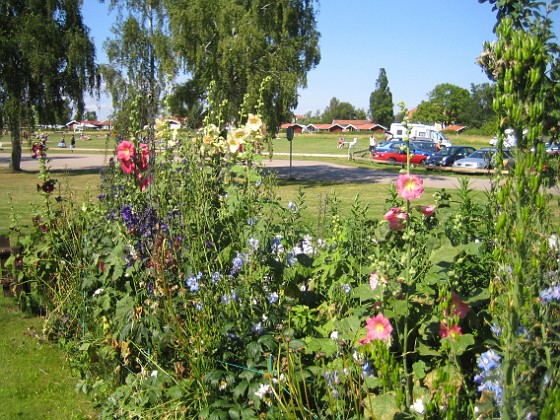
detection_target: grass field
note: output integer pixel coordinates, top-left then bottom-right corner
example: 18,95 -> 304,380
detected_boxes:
0,295 -> 96,419
1,129 -> 492,157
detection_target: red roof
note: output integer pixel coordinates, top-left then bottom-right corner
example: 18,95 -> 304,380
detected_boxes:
332,119 -> 372,126
444,125 -> 467,132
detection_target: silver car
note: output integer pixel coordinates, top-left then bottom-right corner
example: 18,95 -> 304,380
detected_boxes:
453,148 -> 515,169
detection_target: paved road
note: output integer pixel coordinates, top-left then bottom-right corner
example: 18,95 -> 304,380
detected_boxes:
0,151 -> 497,191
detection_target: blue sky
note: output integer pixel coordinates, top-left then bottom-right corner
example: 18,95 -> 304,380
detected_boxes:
83,1 -> 558,120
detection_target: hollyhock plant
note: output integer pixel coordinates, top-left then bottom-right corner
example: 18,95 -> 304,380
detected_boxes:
439,321 -> 462,341
360,313 -> 393,344
384,207 -> 408,231
396,174 -> 424,200
418,205 -> 436,217
447,292 -> 470,320
369,271 -> 387,291
117,140 -> 135,162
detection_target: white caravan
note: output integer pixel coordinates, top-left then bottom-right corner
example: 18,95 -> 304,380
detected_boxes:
389,123 -> 452,147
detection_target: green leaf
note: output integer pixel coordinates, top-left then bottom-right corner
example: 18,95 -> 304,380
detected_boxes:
417,341 -> 440,357
363,392 -> 399,419
304,338 -> 338,357
413,360 -> 428,380
449,333 -> 475,355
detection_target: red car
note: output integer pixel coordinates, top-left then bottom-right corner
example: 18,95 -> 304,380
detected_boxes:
373,149 -> 430,165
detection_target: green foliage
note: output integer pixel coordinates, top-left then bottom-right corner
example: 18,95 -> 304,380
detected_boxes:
166,0 -> 320,133
321,97 -> 367,123
369,68 -> 394,128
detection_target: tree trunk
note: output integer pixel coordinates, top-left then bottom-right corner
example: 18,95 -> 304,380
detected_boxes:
9,124 -> 22,171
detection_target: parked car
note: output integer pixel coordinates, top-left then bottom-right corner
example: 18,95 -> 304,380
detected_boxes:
373,148 -> 430,165
376,140 -> 436,156
453,148 -> 515,170
425,146 -> 477,168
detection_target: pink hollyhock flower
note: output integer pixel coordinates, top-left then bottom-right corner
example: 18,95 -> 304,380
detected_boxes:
369,271 -> 388,291
439,321 -> 462,341
418,205 -> 436,217
121,159 -> 135,174
117,141 -> 135,162
448,292 -> 470,320
139,144 -> 150,170
396,174 -> 424,200
384,207 -> 408,231
359,313 -> 393,344
139,175 -> 153,191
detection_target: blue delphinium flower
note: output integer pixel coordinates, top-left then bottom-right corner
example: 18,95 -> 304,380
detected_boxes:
252,322 -> 263,334
221,290 -> 238,305
540,284 -> 560,305
185,272 -> 202,293
286,252 -> 297,267
490,322 -> 502,337
268,292 -> 279,304
271,235 -> 284,255
121,205 -> 138,230
230,253 -> 245,275
211,272 -> 222,284
474,349 -> 503,407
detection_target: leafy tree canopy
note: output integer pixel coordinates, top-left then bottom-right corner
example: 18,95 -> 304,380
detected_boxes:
166,0 -> 320,133
321,97 -> 367,123
0,0 -> 98,170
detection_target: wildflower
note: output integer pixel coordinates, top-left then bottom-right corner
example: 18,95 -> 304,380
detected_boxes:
286,252 -> 297,267
248,237 -> 259,251
439,321 -> 462,341
474,349 -> 503,407
231,253 -> 245,275
271,235 -> 284,254
396,174 -> 424,200
293,235 -> 315,256
268,292 -> 279,304
221,290 -> 237,305
195,302 -> 203,311
93,288 -> 104,297
185,273 -> 202,293
383,207 -> 408,231
540,284 -> 560,305
418,204 -> 436,217
330,331 -> 339,340
211,272 -> 222,284
549,234 -> 559,252
490,322 -> 502,337
340,283 -> 351,294
254,383 -> 270,399
359,313 -> 393,344
369,271 -> 387,291
411,398 -> 425,415
288,201 -> 297,212
252,322 -> 263,334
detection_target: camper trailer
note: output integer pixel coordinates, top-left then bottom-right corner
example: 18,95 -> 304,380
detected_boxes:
389,123 -> 452,147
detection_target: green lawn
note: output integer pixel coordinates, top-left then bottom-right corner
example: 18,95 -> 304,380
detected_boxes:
0,295 -> 96,419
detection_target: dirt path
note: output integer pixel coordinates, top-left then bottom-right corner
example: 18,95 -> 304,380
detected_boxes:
0,152 -> 498,191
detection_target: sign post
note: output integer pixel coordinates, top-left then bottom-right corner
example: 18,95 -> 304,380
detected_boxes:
286,126 -> 294,179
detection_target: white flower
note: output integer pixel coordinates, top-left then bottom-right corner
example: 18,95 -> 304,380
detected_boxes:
549,234 -> 559,252
93,288 -> 104,297
254,383 -> 270,399
411,398 -> 425,414
246,113 -> 263,133
330,331 -> 339,340
150,370 -> 158,377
